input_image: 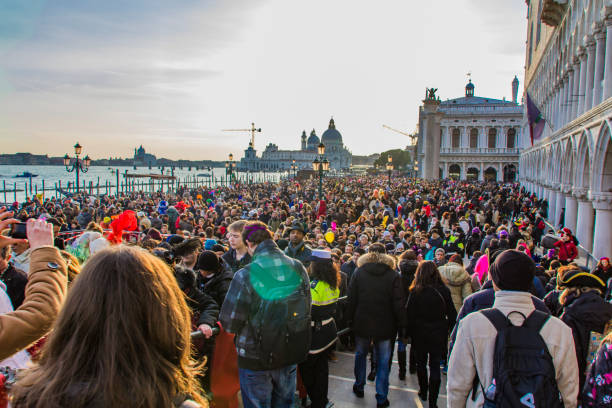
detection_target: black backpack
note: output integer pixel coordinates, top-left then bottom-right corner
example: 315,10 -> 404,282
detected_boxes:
250,264 -> 311,370
475,308 -> 564,408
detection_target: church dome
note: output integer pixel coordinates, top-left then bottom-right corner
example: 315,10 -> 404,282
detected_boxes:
307,129 -> 320,146
321,118 -> 343,145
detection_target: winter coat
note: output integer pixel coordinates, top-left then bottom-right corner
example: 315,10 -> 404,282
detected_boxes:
438,262 -> 473,312
309,280 -> 339,354
284,241 -> 313,268
583,341 -> 612,406
555,239 -> 578,262
0,247 -> 67,361
185,287 -> 219,328
593,265 -> 612,285
196,264 -> 234,308
218,239 -> 310,370
398,259 -> 418,296
479,234 -> 495,252
449,280 -> 550,353
221,248 -> 252,274
0,264 -> 27,309
447,291 -> 579,408
465,234 -> 482,257
561,290 -> 612,388
346,252 -> 406,341
406,284 -> 456,355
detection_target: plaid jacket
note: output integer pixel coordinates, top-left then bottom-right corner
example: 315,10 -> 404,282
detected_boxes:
219,239 -> 311,370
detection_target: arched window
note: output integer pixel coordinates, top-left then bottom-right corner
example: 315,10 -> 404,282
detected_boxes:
452,128 -> 460,148
488,128 -> 497,148
470,128 -> 479,148
507,128 -> 516,148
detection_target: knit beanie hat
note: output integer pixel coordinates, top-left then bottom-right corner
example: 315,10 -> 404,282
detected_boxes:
489,249 -> 535,291
196,250 -> 223,273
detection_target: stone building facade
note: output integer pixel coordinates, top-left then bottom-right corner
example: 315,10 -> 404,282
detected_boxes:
519,0 -> 612,260
416,80 -> 524,182
238,118 -> 352,171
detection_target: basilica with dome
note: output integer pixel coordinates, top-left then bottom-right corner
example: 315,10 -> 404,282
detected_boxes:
238,118 -> 352,171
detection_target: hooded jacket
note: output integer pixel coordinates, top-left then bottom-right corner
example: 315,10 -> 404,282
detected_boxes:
439,261 -> 473,312
196,263 -> 233,308
346,252 -> 406,340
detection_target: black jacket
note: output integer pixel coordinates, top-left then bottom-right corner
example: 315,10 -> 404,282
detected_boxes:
346,252 -> 406,340
221,248 -> 252,274
185,287 -> 220,328
561,290 -> 612,388
196,264 -> 233,308
406,284 -> 456,354
0,264 -> 27,309
398,259 -> 418,296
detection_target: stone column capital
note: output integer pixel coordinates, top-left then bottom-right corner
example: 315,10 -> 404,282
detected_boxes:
585,34 -> 596,49
594,21 -> 606,38
591,192 -> 612,210
573,187 -> 589,200
604,6 -> 612,25
560,184 -> 573,194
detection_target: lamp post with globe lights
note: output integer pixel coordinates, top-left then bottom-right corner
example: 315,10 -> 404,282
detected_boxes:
386,155 -> 393,188
225,153 -> 235,184
63,142 -> 91,192
312,143 -> 329,201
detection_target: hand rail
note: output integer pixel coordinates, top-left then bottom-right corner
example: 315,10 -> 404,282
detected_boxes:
539,217 -> 597,270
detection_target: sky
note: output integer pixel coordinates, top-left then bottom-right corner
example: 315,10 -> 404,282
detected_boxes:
0,0 -> 527,161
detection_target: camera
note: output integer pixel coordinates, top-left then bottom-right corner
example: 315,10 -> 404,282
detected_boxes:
9,222 -> 27,239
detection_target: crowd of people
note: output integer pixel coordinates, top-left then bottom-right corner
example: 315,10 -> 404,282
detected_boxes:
0,174 -> 611,407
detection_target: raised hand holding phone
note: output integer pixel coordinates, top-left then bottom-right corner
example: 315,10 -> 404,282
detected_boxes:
0,207 -> 28,248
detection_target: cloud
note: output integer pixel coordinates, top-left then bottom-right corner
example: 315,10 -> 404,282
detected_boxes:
0,0 -> 528,160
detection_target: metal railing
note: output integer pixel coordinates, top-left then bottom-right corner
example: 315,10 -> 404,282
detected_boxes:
539,217 -> 597,270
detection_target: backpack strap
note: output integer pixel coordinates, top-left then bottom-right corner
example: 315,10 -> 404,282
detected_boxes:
480,308 -> 510,332
470,308 -> 509,401
522,309 -> 550,332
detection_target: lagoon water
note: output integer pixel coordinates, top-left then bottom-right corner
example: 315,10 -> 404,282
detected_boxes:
0,165 -> 281,203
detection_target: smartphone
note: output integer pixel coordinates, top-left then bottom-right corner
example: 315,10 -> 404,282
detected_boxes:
9,222 -> 27,239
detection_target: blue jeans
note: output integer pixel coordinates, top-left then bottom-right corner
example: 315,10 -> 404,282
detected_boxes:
354,336 -> 392,404
238,365 -> 297,408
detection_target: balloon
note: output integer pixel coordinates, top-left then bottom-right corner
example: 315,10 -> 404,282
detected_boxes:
324,231 -> 335,244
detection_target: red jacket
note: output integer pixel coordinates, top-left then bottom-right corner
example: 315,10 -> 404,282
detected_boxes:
554,239 -> 578,262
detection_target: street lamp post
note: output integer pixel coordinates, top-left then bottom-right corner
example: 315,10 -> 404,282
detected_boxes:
291,159 -> 297,179
386,155 -> 393,189
413,160 -> 419,181
312,143 -> 329,201
225,153 -> 235,184
63,142 -> 91,192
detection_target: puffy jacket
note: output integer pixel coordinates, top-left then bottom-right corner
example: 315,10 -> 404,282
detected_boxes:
555,239 -> 578,262
346,252 -> 406,340
196,263 -> 233,308
448,291 -> 579,408
0,247 -> 67,361
438,262 -> 472,312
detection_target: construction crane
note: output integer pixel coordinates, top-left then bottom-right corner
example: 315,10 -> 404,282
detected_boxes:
382,124 -> 418,145
222,122 -> 262,148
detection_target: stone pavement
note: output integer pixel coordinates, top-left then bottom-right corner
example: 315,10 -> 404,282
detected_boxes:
326,349 -> 448,407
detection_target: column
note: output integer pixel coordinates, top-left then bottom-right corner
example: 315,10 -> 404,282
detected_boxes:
592,194 -> 612,260
578,47 -> 588,115
548,187 -> 557,224
479,162 -> 484,181
554,189 -> 564,227
564,193 -> 578,233
563,72 -> 571,126
431,113 -> 442,180
460,164 -> 466,180
576,196 -> 595,253
567,67 -> 575,123
572,56 -> 581,119
604,8 -> 612,99
593,23 -> 606,106
585,35 -> 596,112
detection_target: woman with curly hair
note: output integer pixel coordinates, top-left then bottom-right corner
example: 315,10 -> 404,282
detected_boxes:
12,245 -> 207,408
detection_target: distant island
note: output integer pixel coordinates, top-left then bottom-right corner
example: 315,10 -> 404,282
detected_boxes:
0,146 -> 380,169
0,146 -> 224,168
